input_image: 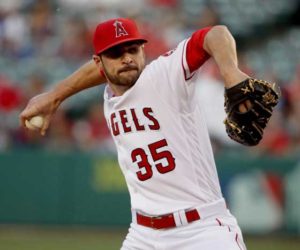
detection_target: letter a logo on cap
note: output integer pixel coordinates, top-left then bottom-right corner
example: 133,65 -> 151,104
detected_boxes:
114,20 -> 128,38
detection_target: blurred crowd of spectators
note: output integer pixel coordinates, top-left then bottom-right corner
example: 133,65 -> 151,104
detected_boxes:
0,0 -> 299,156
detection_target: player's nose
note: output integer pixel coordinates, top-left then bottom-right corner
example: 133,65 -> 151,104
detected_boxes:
122,53 -> 133,64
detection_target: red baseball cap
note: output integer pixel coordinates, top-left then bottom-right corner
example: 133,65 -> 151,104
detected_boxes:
93,18 -> 147,55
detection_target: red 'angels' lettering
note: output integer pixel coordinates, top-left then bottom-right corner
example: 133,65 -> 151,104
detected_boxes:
119,110 -> 131,133
113,20 -> 128,37
143,107 -> 160,130
110,112 -> 119,136
109,107 -> 160,136
130,108 -> 145,131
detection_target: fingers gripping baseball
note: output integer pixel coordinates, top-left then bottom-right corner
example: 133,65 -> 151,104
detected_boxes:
22,112 -> 51,136
41,115 -> 51,136
25,116 -> 44,130
19,92 -> 61,136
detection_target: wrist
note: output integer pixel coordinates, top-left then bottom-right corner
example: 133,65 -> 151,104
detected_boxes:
49,89 -> 63,109
221,67 -> 249,88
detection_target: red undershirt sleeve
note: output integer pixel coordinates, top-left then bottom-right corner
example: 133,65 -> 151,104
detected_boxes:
185,27 -> 212,74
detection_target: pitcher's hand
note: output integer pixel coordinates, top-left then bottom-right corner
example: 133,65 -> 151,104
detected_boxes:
19,91 -> 61,136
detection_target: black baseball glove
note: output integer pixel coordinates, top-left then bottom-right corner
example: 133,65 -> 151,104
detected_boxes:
224,78 -> 280,146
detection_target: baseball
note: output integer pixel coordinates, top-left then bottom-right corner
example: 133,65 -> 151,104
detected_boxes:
25,116 -> 44,130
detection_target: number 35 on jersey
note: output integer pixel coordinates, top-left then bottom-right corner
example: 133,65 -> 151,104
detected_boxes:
107,107 -> 176,181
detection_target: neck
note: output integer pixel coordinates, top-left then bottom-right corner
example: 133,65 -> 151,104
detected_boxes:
108,83 -> 132,96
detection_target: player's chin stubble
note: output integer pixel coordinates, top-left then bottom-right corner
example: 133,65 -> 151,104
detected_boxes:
104,67 -> 141,87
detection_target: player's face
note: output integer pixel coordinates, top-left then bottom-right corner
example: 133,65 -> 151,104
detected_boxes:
94,42 -> 146,88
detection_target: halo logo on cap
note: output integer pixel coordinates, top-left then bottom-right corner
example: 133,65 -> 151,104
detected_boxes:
114,20 -> 128,38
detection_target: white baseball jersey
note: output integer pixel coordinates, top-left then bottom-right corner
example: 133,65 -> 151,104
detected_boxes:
104,28 -> 223,216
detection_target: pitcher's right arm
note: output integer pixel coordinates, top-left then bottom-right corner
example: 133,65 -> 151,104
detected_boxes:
20,60 -> 106,135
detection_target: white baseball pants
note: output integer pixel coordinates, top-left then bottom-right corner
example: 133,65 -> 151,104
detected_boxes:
121,199 -> 247,250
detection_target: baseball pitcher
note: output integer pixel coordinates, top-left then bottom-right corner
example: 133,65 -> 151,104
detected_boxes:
20,18 -> 279,250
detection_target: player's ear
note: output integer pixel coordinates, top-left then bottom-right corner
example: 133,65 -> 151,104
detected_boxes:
93,54 -> 102,67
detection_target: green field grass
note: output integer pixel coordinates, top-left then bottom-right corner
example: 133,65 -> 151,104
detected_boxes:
0,226 -> 299,250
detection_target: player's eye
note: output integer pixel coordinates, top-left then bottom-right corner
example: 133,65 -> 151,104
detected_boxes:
102,48 -> 123,59
101,43 -> 141,59
127,46 -> 139,54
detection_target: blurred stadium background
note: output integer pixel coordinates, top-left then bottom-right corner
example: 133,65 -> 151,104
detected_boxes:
0,0 -> 300,249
